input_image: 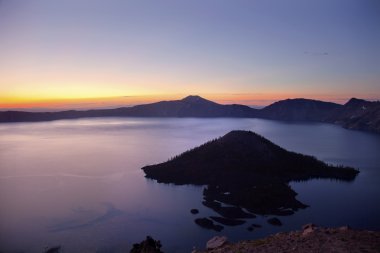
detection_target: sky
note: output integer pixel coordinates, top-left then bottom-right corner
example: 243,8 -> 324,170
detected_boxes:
0,0 -> 379,110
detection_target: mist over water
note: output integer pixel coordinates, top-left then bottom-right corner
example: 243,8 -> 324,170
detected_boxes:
0,118 -> 379,253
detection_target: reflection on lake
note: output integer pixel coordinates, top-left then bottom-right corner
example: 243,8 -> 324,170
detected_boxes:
0,118 -> 379,252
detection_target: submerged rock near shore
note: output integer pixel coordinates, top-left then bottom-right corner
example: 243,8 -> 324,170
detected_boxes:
142,131 -> 359,228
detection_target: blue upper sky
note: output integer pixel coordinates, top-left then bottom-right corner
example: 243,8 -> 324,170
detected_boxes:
0,0 -> 379,108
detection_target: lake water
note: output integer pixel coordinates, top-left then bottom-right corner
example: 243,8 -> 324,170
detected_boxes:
0,118 -> 379,253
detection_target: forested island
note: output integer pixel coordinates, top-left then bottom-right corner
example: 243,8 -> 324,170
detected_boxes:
143,130 -> 359,231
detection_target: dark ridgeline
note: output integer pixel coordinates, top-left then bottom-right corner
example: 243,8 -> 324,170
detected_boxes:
1,95 -> 379,133
142,130 -> 359,231
0,95 -> 258,122
258,98 -> 340,121
121,95 -> 258,117
259,97 -> 380,133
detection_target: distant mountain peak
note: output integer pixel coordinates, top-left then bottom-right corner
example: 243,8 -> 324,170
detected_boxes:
345,98 -> 367,106
181,95 -> 219,106
182,95 -> 209,102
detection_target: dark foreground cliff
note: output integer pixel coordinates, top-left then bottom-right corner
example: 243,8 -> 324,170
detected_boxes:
197,225 -> 380,253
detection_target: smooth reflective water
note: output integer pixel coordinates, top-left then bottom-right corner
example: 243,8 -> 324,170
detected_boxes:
0,118 -> 379,252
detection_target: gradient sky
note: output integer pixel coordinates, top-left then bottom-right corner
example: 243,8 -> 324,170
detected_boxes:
0,0 -> 379,109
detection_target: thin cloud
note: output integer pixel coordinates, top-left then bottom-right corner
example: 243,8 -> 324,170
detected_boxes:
304,51 -> 329,56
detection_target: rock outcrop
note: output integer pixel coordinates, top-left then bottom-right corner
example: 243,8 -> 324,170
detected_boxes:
197,225 -> 380,253
206,236 -> 228,250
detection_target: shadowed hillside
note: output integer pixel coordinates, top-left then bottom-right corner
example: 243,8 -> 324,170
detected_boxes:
325,98 -> 380,133
258,98 -> 341,121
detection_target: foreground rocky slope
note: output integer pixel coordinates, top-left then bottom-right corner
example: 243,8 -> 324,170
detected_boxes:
198,225 -> 380,253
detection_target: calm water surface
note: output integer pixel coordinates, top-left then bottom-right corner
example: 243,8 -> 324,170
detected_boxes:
0,118 -> 379,252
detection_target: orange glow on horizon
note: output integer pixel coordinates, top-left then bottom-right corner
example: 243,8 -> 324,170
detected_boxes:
1,92 -> 373,111
0,95 -> 185,111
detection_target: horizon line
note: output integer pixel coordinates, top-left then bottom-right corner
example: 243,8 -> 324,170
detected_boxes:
1,94 -> 379,112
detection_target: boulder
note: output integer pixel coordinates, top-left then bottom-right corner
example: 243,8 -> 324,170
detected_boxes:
302,223 -> 317,230
339,225 -> 351,231
302,223 -> 318,236
206,236 -> 228,250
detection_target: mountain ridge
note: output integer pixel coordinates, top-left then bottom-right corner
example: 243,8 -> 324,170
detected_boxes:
258,98 -> 341,121
1,95 -> 379,133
